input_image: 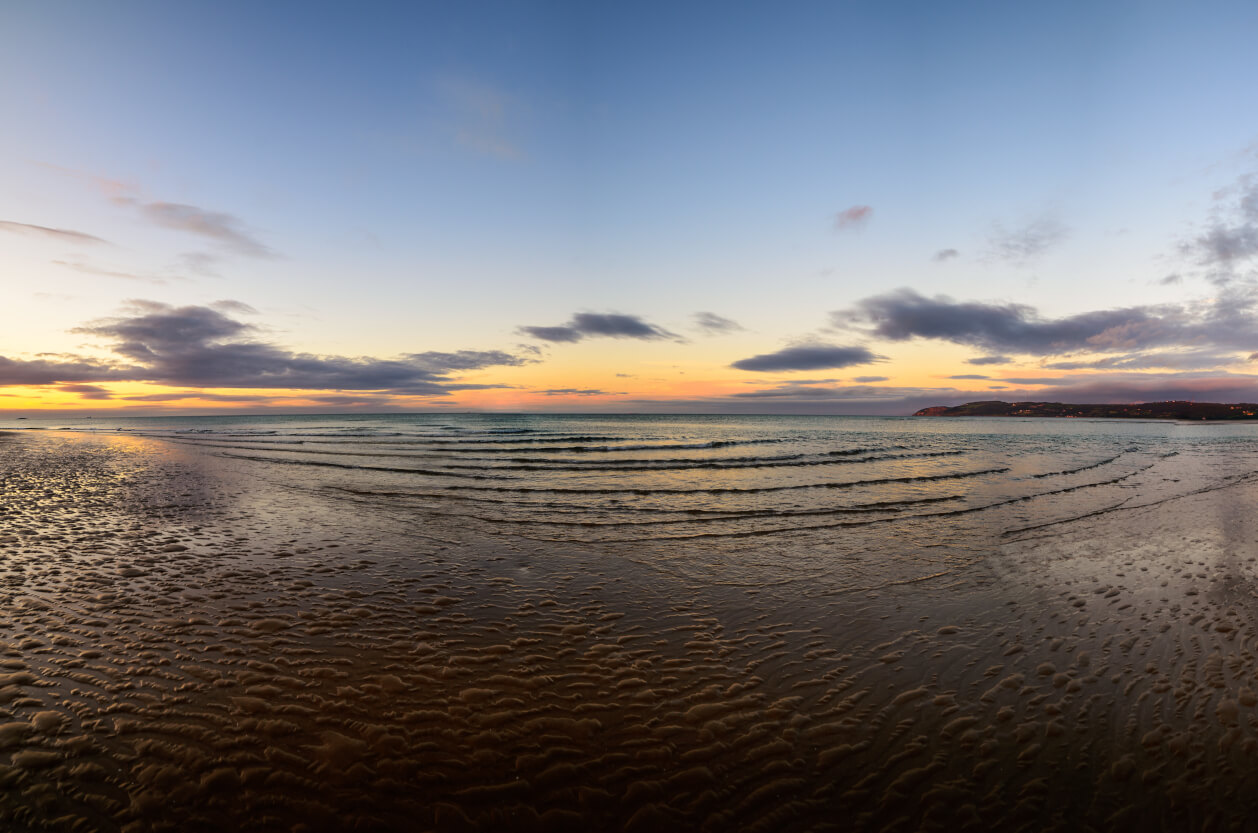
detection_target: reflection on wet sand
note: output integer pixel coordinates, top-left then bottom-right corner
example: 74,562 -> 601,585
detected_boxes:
2,429 -> 1258,831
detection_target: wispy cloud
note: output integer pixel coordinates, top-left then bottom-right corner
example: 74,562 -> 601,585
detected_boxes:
538,388 -> 613,396
118,200 -> 275,258
986,216 -> 1067,263
1184,173 -> 1258,276
52,259 -> 171,285
0,220 -> 108,245
519,312 -> 678,343
834,205 -> 872,231
1041,349 -> 1245,371
41,164 -> 275,259
179,251 -> 222,277
436,76 -> 524,160
932,248 -> 959,262
692,311 -> 745,335
965,355 -> 1013,365
731,343 -> 883,372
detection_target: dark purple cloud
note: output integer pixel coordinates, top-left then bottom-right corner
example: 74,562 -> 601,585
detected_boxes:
57,384 -> 113,400
836,287 -> 1258,356
731,343 -> 883,372
0,301 -> 526,396
520,312 -> 678,343
0,355 -> 134,386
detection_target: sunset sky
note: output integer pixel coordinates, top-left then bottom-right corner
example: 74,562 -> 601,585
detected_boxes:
3,1 -> 1258,414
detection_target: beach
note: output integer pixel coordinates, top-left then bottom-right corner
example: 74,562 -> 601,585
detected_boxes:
2,416 -> 1258,831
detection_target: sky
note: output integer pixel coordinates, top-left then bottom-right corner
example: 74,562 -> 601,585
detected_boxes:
3,0 -> 1258,415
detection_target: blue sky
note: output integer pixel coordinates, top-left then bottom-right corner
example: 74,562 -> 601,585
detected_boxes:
3,1 -> 1258,413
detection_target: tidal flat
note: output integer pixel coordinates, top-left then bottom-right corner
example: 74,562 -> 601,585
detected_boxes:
2,417 -> 1258,831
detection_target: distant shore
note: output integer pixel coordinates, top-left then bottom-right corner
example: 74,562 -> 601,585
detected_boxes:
914,400 -> 1258,420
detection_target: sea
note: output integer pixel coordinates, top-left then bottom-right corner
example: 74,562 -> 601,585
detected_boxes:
3,412 -> 1253,574
2,412 -> 1258,830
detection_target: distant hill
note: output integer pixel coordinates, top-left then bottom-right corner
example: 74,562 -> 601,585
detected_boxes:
913,400 -> 1258,420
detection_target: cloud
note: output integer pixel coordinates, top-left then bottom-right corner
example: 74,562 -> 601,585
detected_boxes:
834,205 -> 872,231
987,217 -> 1067,263
965,355 -> 1013,365
520,325 -> 583,343
57,384 -> 113,400
538,388 -> 612,396
180,252 -> 221,277
836,287 -> 1258,356
692,311 -> 745,334
0,220 -> 108,245
949,374 -> 990,380
67,167 -> 277,259
408,350 -> 528,371
852,375 -> 889,383
731,343 -> 883,372
999,376 -> 1073,386
1042,349 -> 1245,371
932,248 -> 959,262
519,312 -> 678,343
0,301 -> 525,396
120,391 -> 274,402
993,373 -> 1258,404
1186,174 -> 1258,272
436,76 -> 523,160
210,299 -> 258,315
52,259 -> 170,284
0,354 -> 133,385
122,201 -> 275,258
732,386 -> 875,400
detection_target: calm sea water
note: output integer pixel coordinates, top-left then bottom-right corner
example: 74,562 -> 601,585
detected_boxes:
5,413 -> 1257,588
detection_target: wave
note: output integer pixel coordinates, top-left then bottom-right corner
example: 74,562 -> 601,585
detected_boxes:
193,442 -> 962,472
1030,453 -> 1122,479
573,466 -> 1154,542
217,450 -> 1010,495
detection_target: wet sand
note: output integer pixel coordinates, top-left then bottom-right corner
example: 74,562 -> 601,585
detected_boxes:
2,430 -> 1258,831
